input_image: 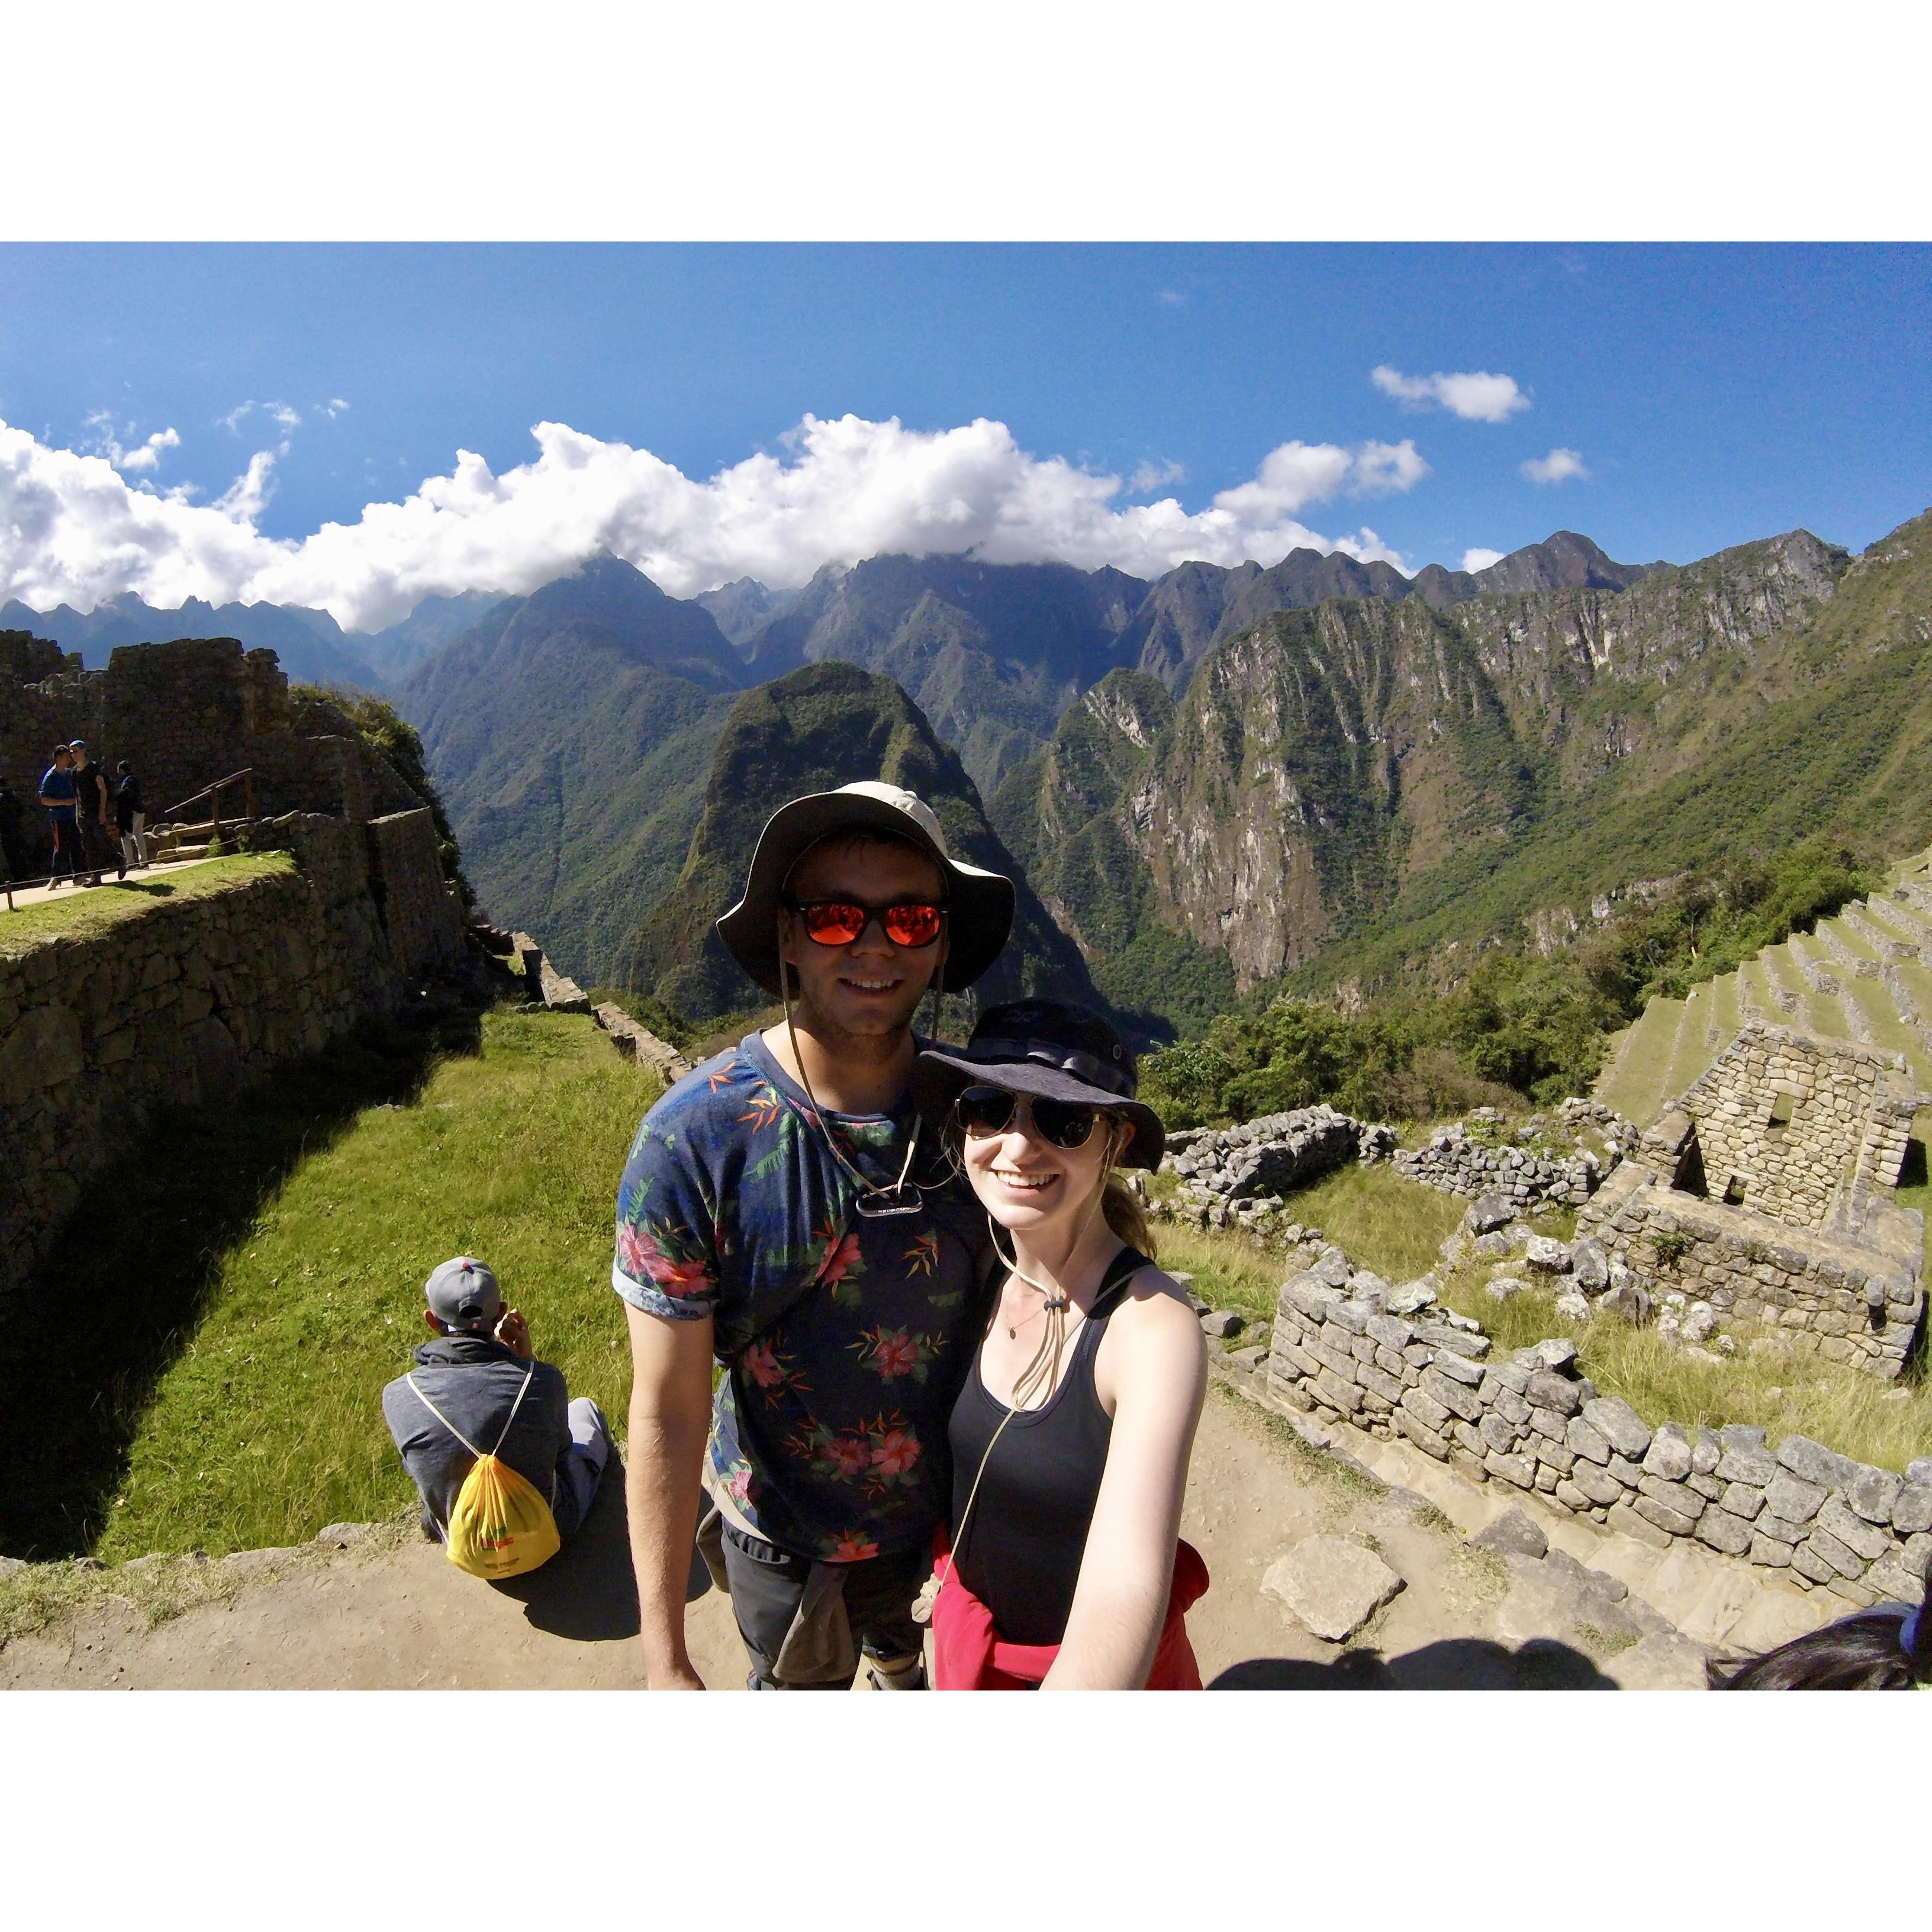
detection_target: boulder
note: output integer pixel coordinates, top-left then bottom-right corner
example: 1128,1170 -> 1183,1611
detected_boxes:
1554,1292 -> 1593,1322
1467,1192 -> 1515,1234
1260,1536 -> 1406,1643
1199,1309 -> 1245,1339
1486,1274 -> 1527,1302
1598,1279 -> 1653,1325
1524,1236 -> 1572,1273
1570,1239 -> 1611,1294
1472,1506 -> 1548,1560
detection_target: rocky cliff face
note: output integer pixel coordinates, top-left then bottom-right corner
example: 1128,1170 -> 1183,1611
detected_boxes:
996,520 -> 1876,1020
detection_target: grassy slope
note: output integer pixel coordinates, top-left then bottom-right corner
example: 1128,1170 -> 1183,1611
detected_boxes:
0,854 -> 289,952
1,1007 -> 661,1561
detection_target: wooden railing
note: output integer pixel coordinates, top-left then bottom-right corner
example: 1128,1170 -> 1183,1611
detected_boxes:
157,767 -> 256,836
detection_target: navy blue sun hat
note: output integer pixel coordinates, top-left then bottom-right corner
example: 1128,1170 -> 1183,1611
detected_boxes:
914,999 -> 1165,1170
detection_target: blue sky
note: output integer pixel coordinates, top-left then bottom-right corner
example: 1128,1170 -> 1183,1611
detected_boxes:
1,243 -> 1926,627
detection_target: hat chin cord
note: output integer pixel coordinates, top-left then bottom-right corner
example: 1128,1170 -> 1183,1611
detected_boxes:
914,1116 -> 1125,1628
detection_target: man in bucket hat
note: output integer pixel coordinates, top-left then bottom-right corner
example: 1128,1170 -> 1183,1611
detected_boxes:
614,781 -> 1014,1689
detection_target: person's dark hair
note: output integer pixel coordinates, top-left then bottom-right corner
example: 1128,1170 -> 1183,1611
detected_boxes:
1706,1605 -> 1928,1689
116,759 -> 130,774
51,745 -> 70,761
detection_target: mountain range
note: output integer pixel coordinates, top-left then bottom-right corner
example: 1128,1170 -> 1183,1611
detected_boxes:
11,510 -> 1930,1049
1,588 -> 503,687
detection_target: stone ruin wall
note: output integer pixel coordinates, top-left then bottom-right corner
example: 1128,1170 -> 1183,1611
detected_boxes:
1577,1163 -> 1924,1379
0,806 -> 466,1299
1673,1027 -> 1912,1231
1,633 -> 418,844
1261,1263 -> 1931,1609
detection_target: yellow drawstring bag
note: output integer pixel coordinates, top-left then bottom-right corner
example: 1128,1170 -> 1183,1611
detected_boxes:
407,1366 -> 561,1579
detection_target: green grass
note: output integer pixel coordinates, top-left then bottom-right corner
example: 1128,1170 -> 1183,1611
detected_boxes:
1595,996 -> 1684,1123
0,854 -> 289,953
1434,1266 -> 1932,1474
0,1004 -> 662,1562
1155,1164 -> 1467,1322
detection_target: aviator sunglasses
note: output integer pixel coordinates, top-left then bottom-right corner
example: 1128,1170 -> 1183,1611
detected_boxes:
787,896 -> 945,949
954,1083 -> 1102,1150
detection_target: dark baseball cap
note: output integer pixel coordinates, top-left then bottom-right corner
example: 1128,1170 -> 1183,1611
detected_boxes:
424,1255 -> 501,1328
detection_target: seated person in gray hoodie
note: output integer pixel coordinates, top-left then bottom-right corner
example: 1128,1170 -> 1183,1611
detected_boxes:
382,1256 -> 612,1552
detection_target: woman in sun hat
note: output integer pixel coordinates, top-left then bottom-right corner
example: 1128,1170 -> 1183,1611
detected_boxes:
912,999 -> 1209,1689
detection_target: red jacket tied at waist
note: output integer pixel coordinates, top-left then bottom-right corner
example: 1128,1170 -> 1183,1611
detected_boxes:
929,1537 -> 1209,1690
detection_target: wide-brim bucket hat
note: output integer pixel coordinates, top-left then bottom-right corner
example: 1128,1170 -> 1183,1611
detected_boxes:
717,780 -> 1015,997
915,998 -> 1165,1170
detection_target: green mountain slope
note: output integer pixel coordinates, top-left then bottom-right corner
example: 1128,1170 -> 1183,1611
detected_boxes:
993,516 -> 1910,1031
616,661 -> 1105,1028
397,555 -> 744,980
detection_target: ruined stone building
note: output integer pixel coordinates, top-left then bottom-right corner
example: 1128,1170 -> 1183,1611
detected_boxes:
1579,1023 -> 1924,1377
1,630 -> 419,829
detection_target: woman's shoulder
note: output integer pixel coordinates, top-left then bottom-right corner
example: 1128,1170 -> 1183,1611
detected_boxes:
1106,1261 -> 1206,1344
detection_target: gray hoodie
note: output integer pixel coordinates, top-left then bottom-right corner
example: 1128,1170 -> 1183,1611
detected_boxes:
381,1332 -> 580,1540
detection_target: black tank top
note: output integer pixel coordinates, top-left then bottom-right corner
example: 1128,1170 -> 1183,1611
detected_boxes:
946,1245 -> 1152,1647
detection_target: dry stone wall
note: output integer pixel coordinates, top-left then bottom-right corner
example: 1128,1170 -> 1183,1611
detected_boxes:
1263,1238 -> 1931,1610
0,806 -> 464,1298
1,635 -> 417,848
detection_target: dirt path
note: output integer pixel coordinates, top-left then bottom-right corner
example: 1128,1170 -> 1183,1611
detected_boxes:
1,1374 -> 1834,1690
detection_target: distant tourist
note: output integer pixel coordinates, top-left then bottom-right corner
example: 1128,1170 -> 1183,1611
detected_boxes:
0,775 -> 25,882
381,1257 -> 612,1567
38,745 -> 79,887
114,760 -> 151,875
1708,1600 -> 1928,1688
67,740 -> 111,887
913,1000 -> 1209,1688
613,781 -> 1013,1689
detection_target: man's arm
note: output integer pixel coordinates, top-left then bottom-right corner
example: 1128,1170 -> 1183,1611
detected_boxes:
1041,1287 -> 1206,1690
624,1300 -> 717,1689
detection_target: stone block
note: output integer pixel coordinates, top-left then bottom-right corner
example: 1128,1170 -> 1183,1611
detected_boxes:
1485,1451 -> 1537,1490
1569,1464 -> 1627,1509
1847,1466 -> 1904,1526
1535,1440 -> 1577,1475
1720,1482 -> 1765,1521
1892,1483 -> 1932,1537
1419,1369 -> 1481,1424
1400,1386 -> 1451,1432
1471,1507 -> 1547,1559
1366,1313 -> 1415,1350
1315,1368 -> 1364,1414
1524,1235 -> 1572,1273
1749,1533 -> 1793,1569
1581,1396 -> 1651,1460
1643,1424 -> 1693,1482
1634,1493 -> 1701,1537
1763,1470 -> 1828,1527
1607,1500 -> 1673,1550
1261,1537 -> 1405,1642
1687,1471 -> 1724,1502
1325,1299 -> 1369,1335
1863,1558 -> 1926,1605
1525,1371 -> 1582,1417
1358,1363 -> 1405,1406
1816,1495 -> 1892,1563
1715,1444 -> 1778,1487
1802,1530 -> 1866,1580
1777,1434 -> 1859,1490
1695,1509 -> 1754,1556
1479,1411 -> 1519,1455
1394,1410 -> 1450,1460
1430,1348 -> 1487,1389
1453,1421 -> 1485,1457
1566,1414 -> 1611,1465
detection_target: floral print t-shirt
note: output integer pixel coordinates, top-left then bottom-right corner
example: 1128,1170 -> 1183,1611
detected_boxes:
613,1031 -> 990,1563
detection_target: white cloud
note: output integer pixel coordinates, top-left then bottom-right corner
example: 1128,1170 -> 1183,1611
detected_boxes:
83,413 -> 182,474
0,411 -> 1429,632
1521,447 -> 1589,485
1128,458 -> 1187,494
1157,289 -> 1186,307
1371,364 -> 1530,424
319,398 -> 350,418
1460,546 -> 1506,572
